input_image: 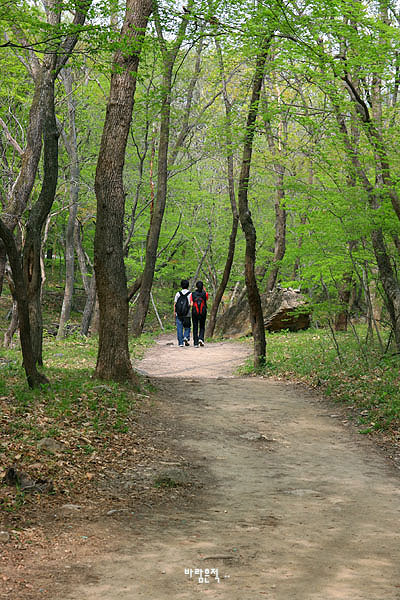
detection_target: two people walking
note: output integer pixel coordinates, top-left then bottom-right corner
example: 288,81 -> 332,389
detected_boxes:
174,279 -> 208,347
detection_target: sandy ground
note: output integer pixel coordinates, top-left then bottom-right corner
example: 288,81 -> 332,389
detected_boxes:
56,334 -> 400,600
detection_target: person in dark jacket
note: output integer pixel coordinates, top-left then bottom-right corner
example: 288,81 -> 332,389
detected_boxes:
174,279 -> 191,346
191,280 -> 208,347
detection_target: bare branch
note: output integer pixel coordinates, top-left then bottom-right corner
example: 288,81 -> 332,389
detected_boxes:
0,118 -> 24,156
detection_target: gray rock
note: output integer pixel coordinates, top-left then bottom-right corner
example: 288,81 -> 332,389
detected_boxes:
37,438 -> 65,453
106,508 -> 130,516
215,286 -> 310,337
0,531 -> 10,543
60,504 -> 83,513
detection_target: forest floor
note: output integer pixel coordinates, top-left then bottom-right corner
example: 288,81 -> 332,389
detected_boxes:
3,334 -> 400,599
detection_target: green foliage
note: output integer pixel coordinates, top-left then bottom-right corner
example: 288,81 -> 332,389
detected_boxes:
2,0 -> 400,370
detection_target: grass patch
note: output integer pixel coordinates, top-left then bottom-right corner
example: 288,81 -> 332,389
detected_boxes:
239,326 -> 400,433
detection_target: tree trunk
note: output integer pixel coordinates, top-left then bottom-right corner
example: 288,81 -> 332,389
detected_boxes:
371,229 -> 400,349
131,3 -> 192,336
3,300 -> 19,348
0,1 -> 91,295
81,273 -> 97,336
334,277 -> 352,331
0,221 -> 48,387
334,108 -> 400,348
23,72 -> 59,365
130,66 -> 172,336
57,70 -> 79,339
238,37 -> 271,368
207,39 -> 239,338
0,71 -> 47,295
0,1 -> 91,384
94,0 -> 152,381
74,221 -> 91,294
3,267 -> 18,347
266,166 -> 286,292
262,81 -> 288,293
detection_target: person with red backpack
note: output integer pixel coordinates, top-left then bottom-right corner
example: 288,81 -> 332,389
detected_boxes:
191,280 -> 208,347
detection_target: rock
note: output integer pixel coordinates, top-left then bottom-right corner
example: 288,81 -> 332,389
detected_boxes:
60,504 -> 83,513
3,467 -> 19,486
37,438 -> 65,453
264,288 -> 310,332
214,289 -> 250,337
240,432 -> 263,441
2,467 -> 53,493
215,287 -> 310,337
0,531 -> 10,543
106,508 -> 130,516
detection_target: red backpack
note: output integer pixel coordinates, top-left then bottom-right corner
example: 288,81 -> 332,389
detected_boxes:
193,293 -> 206,316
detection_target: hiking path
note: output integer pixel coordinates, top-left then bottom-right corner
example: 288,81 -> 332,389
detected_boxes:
61,334 -> 400,600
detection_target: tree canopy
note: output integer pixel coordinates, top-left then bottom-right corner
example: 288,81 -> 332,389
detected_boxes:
2,0 -> 400,384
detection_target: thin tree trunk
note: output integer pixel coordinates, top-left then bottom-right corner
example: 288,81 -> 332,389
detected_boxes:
3,267 -> 18,348
371,228 -> 400,349
263,84 -> 287,293
150,291 -> 164,331
81,273 -> 97,336
207,39 -> 239,339
192,231 -> 212,285
0,1 -> 91,296
237,37 -> 271,368
335,108 -> 400,348
74,221 -> 91,294
3,300 -> 19,348
266,166 -> 286,292
58,69 -> 79,339
23,72 -> 59,365
94,0 -> 153,381
131,1 -> 192,336
292,163 -> 311,281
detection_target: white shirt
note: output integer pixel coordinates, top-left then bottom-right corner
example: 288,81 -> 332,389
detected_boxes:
174,289 -> 192,304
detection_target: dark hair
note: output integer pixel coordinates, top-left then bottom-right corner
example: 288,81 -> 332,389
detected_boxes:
196,281 -> 204,292
181,279 -> 189,289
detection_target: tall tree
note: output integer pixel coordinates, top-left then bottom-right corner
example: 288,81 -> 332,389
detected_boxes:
262,74 -> 288,293
0,0 -> 92,379
238,34 -> 271,368
57,69 -> 80,340
94,0 -> 153,381
131,0 -> 193,336
206,38 -> 239,338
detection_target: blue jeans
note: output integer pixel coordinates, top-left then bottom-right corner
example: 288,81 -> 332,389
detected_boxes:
176,317 -> 190,346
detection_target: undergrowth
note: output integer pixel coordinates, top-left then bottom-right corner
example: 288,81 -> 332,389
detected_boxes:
0,333 -> 156,512
239,326 -> 400,434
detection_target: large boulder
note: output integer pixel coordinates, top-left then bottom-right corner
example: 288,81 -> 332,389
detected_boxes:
214,289 -> 251,337
214,287 -> 310,337
264,287 -> 310,332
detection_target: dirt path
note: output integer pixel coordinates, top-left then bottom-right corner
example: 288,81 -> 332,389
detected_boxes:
62,335 -> 400,599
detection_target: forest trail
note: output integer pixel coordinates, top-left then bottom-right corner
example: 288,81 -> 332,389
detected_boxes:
62,335 -> 400,600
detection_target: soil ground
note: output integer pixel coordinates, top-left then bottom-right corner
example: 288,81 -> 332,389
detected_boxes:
3,334 -> 400,599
